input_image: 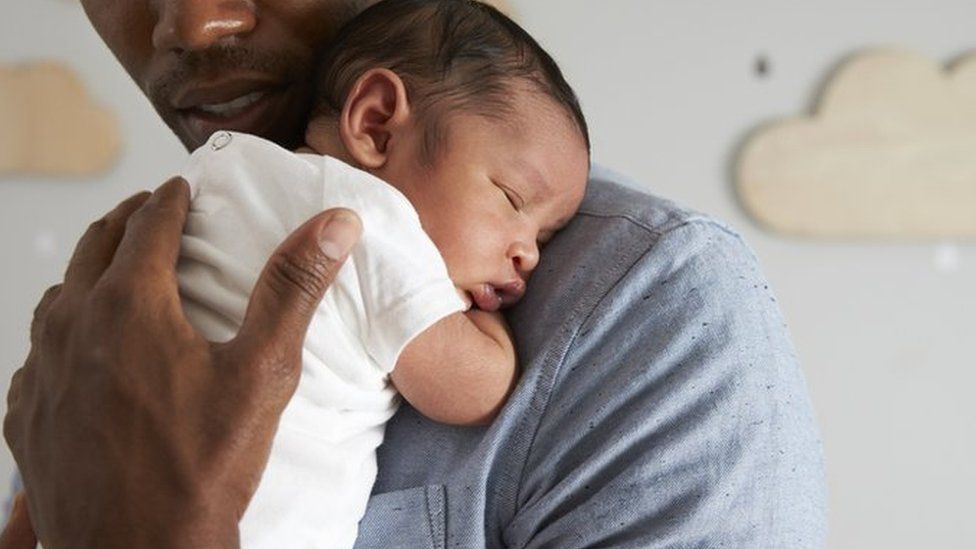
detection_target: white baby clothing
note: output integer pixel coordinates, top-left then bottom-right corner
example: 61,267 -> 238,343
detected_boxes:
178,131 -> 466,548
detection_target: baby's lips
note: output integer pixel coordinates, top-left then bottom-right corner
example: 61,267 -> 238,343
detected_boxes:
470,284 -> 502,312
495,279 -> 526,308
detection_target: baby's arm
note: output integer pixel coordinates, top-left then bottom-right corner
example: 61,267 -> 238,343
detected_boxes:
390,310 -> 518,427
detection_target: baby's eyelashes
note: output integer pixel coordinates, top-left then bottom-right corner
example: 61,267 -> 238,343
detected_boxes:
493,180 -> 525,211
504,190 -> 520,210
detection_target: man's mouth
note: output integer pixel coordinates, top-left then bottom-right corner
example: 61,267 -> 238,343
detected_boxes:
171,78 -> 292,148
195,91 -> 268,117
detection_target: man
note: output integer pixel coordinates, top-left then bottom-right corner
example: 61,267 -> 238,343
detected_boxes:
3,1 -> 828,547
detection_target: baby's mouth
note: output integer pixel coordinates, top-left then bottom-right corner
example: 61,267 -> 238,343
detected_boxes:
469,284 -> 502,312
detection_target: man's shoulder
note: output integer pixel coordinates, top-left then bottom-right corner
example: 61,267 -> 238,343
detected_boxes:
532,163 -> 760,319
544,166 -> 800,417
507,165 -> 767,364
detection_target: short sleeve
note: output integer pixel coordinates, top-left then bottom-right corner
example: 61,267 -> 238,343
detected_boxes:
319,157 -> 466,374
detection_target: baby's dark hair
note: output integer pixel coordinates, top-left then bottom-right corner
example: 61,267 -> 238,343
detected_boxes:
313,0 -> 590,164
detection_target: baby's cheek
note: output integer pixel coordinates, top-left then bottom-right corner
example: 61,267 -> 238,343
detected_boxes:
440,236 -> 483,279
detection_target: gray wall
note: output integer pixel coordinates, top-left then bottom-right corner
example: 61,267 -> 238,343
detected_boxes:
2,1 -> 974,547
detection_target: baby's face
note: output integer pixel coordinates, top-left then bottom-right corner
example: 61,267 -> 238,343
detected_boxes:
380,91 -> 589,311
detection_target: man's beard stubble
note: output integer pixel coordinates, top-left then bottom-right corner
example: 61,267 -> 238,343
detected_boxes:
146,44 -> 316,151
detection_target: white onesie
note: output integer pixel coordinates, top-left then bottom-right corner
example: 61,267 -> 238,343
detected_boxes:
178,131 -> 466,548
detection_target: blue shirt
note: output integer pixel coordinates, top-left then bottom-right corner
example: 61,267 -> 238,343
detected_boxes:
354,167 -> 828,548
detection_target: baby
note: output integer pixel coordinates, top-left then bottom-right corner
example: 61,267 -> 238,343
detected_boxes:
177,0 -> 589,546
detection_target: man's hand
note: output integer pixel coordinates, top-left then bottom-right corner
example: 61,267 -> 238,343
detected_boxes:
3,177 -> 362,548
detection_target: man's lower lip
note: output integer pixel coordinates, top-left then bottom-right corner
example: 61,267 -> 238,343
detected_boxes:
177,89 -> 286,147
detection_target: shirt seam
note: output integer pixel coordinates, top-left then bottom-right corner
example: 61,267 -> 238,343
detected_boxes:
575,209 -> 744,241
423,486 -> 443,549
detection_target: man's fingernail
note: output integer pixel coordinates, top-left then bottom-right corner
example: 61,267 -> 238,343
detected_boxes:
319,211 -> 361,260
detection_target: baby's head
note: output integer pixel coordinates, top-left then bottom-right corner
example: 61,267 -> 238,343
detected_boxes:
304,0 -> 590,311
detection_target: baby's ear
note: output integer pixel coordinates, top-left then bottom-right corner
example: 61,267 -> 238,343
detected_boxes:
339,68 -> 412,170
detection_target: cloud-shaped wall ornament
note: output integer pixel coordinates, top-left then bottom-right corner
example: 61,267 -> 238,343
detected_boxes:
736,50 -> 976,239
0,61 -> 121,177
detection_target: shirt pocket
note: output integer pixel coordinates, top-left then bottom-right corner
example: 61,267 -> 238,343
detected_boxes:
354,484 -> 447,549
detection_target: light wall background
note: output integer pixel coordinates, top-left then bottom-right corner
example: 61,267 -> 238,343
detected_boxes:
2,1 -> 974,547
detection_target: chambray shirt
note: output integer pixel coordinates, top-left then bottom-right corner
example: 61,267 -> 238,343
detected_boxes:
6,167 -> 827,547
353,167 -> 828,548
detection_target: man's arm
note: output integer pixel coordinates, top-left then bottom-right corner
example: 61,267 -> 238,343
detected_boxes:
504,221 -> 827,548
2,178 -> 363,548
392,310 -> 518,427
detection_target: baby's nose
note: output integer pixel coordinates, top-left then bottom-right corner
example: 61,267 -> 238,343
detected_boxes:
510,241 -> 540,276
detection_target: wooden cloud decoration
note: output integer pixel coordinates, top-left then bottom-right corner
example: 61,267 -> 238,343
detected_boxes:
736,50 -> 976,239
0,61 -> 121,177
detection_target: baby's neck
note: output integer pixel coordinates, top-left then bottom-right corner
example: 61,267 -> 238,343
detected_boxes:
300,116 -> 356,165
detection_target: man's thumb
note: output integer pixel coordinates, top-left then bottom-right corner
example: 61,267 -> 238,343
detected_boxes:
233,208 -> 362,366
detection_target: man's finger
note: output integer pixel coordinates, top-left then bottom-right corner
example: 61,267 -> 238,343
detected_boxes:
4,367 -> 25,453
62,191 -> 152,295
106,178 -> 190,286
232,208 -> 361,375
29,284 -> 62,347
0,492 -> 37,549
5,367 -> 24,414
